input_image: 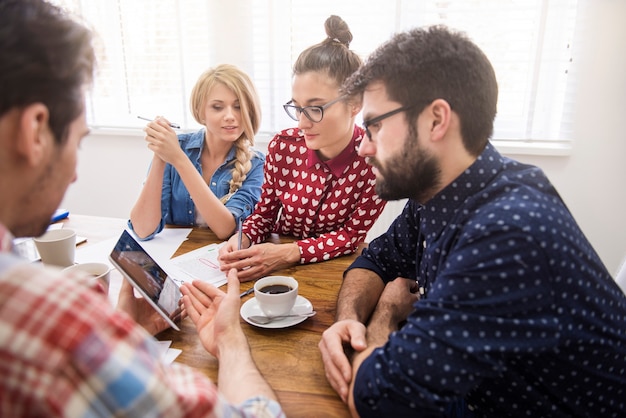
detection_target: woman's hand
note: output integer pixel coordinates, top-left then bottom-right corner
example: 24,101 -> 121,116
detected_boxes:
219,233 -> 252,256
218,242 -> 300,282
143,117 -> 185,166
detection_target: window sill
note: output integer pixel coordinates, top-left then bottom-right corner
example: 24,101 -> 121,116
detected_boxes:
86,127 -> 572,157
492,139 -> 572,157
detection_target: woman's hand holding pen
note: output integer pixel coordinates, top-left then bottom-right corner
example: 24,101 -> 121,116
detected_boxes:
142,116 -> 185,166
218,238 -> 301,282
220,233 -> 252,257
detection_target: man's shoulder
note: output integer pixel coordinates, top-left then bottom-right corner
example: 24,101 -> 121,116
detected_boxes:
0,252 -> 25,275
0,265 -> 80,365
0,263 -> 115,356
486,162 -> 561,212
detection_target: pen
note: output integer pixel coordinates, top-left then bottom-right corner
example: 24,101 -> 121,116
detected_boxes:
239,287 -> 254,298
137,115 -> 180,129
237,217 -> 243,250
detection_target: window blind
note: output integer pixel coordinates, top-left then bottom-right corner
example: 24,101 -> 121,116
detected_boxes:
52,0 -> 580,144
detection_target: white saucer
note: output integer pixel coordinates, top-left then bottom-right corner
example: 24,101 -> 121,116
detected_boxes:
240,295 -> 313,329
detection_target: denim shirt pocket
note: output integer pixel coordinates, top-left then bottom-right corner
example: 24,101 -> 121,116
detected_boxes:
209,174 -> 231,198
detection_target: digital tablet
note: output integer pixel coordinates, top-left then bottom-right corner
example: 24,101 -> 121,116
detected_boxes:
109,230 -> 182,331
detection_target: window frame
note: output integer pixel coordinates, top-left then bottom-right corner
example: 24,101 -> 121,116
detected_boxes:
55,0 -> 582,156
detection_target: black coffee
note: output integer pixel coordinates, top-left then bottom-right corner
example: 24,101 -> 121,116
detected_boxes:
259,284 -> 292,294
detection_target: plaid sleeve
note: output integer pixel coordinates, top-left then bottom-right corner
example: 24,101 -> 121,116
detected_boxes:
0,262 -> 283,418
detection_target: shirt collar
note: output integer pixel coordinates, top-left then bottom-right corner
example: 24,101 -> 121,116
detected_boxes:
182,129 -> 205,150
306,127 -> 360,178
185,128 -> 238,163
420,142 -> 504,242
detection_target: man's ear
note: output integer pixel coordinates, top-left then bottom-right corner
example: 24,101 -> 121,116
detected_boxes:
428,99 -> 452,142
16,103 -> 51,165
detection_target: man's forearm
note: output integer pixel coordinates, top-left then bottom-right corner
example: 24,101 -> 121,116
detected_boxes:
217,331 -> 278,404
336,268 -> 385,322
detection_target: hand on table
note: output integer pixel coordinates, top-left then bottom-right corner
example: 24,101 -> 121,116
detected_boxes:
218,239 -> 300,282
318,319 -> 367,403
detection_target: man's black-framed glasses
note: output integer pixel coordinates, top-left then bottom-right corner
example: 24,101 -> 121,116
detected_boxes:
362,106 -> 414,140
283,96 -> 344,123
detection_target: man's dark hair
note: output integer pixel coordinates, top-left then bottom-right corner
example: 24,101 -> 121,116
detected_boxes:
0,0 -> 95,144
343,25 -> 498,155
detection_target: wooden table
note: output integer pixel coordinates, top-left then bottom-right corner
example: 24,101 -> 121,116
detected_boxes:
64,215 -> 354,418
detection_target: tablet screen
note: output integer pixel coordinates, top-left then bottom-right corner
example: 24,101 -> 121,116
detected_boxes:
109,230 -> 181,330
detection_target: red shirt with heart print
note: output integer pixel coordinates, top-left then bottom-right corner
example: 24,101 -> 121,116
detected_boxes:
242,125 -> 386,263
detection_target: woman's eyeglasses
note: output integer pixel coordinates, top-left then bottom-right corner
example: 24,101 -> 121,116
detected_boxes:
283,96 -> 344,123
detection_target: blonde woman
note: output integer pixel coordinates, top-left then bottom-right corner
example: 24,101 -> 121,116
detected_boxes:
129,64 -> 264,240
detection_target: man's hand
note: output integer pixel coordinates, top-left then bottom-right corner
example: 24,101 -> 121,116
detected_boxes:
375,277 -> 420,325
116,279 -> 173,335
180,268 -> 245,357
181,269 -> 280,403
319,319 -> 368,403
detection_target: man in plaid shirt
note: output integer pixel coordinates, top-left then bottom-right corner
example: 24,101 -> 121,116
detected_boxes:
0,1 -> 283,417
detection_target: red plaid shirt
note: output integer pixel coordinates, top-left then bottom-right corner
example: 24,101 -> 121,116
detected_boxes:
0,222 -> 283,417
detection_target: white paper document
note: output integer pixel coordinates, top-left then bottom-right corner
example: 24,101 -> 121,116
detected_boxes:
138,228 -> 193,261
156,340 -> 182,364
165,242 -> 228,288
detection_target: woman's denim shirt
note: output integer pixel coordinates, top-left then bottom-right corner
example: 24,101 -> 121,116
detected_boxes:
129,129 -> 265,240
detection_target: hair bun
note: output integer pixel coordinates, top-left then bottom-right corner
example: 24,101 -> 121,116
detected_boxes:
324,15 -> 353,48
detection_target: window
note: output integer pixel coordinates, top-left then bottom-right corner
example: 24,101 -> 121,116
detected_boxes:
53,0 -> 581,148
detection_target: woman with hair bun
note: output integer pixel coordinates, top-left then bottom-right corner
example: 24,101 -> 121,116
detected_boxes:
129,64 -> 265,240
219,15 -> 386,282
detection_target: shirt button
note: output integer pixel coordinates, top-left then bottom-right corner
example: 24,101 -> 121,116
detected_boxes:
211,182 -> 216,186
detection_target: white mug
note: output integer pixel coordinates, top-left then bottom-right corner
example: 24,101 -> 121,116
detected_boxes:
254,275 -> 298,317
33,228 -> 76,267
63,262 -> 111,295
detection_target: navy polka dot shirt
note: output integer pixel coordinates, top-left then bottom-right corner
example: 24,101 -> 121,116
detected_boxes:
349,143 -> 626,417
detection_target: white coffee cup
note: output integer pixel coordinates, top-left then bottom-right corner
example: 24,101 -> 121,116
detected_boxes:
62,262 -> 111,295
254,275 -> 298,317
33,228 -> 76,267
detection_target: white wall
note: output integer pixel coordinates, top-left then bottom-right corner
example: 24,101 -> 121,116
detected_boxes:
61,0 -> 626,275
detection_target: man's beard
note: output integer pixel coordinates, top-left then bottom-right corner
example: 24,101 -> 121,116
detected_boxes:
370,129 -> 441,203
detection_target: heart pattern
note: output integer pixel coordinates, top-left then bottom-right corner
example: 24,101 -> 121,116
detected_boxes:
243,127 -> 387,264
